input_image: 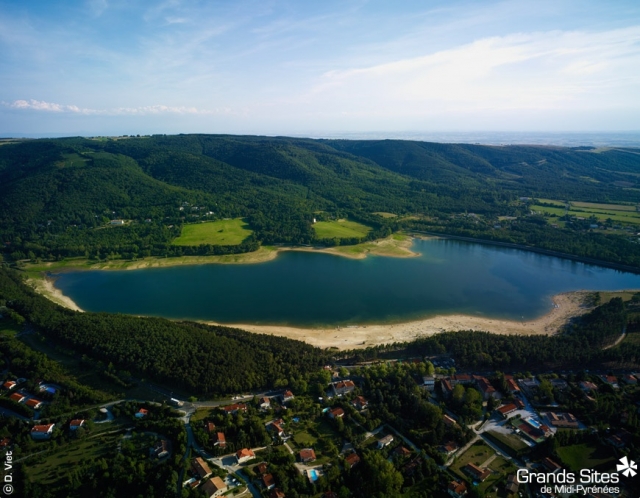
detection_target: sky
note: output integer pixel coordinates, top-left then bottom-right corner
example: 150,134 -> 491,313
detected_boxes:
1,0 -> 640,137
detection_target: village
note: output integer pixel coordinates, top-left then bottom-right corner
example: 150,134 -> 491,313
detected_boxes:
2,355 -> 640,498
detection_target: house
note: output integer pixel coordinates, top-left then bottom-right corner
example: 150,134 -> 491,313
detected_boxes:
443,414 -> 457,427
423,376 -> 435,391
464,463 -> 491,482
2,380 -> 16,390
440,441 -> 459,456
332,380 -> 355,396
281,390 -> 294,403
345,452 -> 360,468
600,375 -> 619,389
448,480 -> 467,498
236,448 -> 255,464
31,423 -> 55,440
546,412 -> 579,429
451,374 -> 472,385
135,408 -> 148,418
377,435 -> 394,449
542,457 -> 562,473
0,438 -> 10,449
69,419 -> 85,431
475,377 -> 499,400
213,432 -> 226,447
191,457 -> 212,479
151,439 -> 169,458
506,378 -> 520,394
222,403 -> 247,414
270,489 -> 285,498
623,374 -> 638,385
328,407 -> 344,419
25,398 -> 43,410
9,392 -> 25,403
205,421 -> 216,433
262,473 -> 276,490
352,396 -> 368,410
441,378 -> 454,398
505,474 -> 519,495
255,462 -> 268,475
393,446 -> 411,458
267,419 -> 285,437
299,448 -> 316,463
259,397 -> 271,410
579,381 -> 598,392
496,403 -> 518,418
201,476 -> 227,498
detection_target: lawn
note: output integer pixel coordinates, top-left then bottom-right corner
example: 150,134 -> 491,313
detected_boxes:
531,204 -> 640,225
313,219 -> 372,239
485,430 -> 528,454
556,442 -> 615,472
172,218 -> 253,246
24,431 -> 124,485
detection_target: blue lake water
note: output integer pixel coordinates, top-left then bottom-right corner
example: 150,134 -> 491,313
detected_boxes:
52,238 -> 640,327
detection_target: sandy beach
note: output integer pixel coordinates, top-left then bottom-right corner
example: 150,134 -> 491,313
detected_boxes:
205,291 -> 593,349
28,277 -> 84,312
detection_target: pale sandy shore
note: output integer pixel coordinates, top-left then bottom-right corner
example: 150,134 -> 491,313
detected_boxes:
204,292 -> 594,350
28,278 -> 84,312
31,273 -> 611,351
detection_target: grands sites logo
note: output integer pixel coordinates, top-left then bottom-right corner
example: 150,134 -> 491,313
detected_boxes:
516,456 -> 636,495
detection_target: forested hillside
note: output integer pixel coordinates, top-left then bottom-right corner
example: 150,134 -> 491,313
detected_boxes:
1,134 -> 640,265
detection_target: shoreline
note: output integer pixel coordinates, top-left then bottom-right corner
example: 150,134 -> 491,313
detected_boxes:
33,271 -> 600,349
202,291 -> 594,349
22,235 -> 420,273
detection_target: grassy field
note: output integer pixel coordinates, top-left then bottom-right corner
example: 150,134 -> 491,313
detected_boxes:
531,199 -> 640,225
24,430 -> 124,485
313,219 -> 372,239
450,440 -> 516,494
172,218 -> 253,246
556,442 -> 615,472
485,430 -> 529,454
329,234 -> 416,258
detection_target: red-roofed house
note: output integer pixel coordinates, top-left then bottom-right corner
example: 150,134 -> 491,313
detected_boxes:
259,397 -> 271,410
267,419 -> 285,437
223,403 -> 248,414
236,448 -> 255,464
345,452 -> 361,468
506,378 -> 520,393
496,403 -> 518,418
9,392 -> 25,403
475,377 -> 499,400
448,480 -> 467,498
31,423 -> 55,440
332,380 -> 355,395
213,432 -> 226,447
262,473 -> 276,490
135,408 -> 148,418
281,390 -> 294,403
328,407 -> 344,419
352,396 -> 368,410
191,457 -> 212,479
205,421 -> 216,433
69,419 -> 85,430
464,463 -> 491,482
299,448 -> 316,463
25,398 -> 43,410
2,380 -> 16,390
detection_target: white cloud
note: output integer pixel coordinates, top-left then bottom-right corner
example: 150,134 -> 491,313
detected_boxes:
3,100 -> 231,116
306,26 -> 640,114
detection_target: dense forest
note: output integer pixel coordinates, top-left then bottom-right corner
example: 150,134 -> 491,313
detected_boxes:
0,268 -> 328,394
1,134 -> 640,266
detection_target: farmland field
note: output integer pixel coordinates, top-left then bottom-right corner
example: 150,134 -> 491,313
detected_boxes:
172,218 -> 253,246
313,219 -> 372,239
531,198 -> 640,225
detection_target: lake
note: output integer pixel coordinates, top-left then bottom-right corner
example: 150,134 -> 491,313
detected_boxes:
52,238 -> 640,326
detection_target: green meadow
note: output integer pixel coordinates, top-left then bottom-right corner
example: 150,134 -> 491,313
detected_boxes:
313,219 -> 372,239
172,218 -> 253,246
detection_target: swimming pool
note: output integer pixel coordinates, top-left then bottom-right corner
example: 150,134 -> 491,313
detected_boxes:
309,470 -> 318,482
526,418 -> 542,429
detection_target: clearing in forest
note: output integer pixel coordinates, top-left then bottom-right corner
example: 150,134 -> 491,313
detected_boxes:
313,219 -> 372,239
172,218 -> 253,246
